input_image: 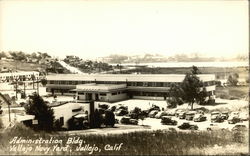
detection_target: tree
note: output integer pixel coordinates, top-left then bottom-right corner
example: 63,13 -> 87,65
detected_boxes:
167,83 -> 184,108
25,93 -> 55,131
40,78 -> 47,86
0,51 -> 6,59
191,65 -> 201,74
227,73 -> 239,86
181,73 -> 204,110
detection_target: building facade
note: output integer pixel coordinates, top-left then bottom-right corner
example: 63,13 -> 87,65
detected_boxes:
0,71 -> 40,97
0,71 -> 39,83
46,74 -> 216,102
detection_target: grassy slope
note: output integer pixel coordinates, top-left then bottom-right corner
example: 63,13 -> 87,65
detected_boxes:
0,60 -> 44,71
0,124 -> 248,155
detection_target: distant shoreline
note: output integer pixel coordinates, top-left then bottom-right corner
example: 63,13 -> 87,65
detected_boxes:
110,61 -> 248,68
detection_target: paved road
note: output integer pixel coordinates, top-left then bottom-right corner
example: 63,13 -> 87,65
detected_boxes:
58,60 -> 83,74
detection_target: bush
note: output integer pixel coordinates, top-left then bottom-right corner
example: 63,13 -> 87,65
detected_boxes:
4,123 -> 36,136
104,110 -> 115,127
67,118 -> 85,130
25,93 -> 55,131
167,98 -> 183,108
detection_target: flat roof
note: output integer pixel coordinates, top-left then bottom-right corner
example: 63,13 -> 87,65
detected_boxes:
73,83 -> 127,92
46,74 -> 215,82
0,71 -> 39,76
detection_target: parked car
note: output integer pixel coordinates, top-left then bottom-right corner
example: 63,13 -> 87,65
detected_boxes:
98,104 -> 109,110
120,116 -> 130,124
175,109 -> 186,117
185,111 -> 196,121
165,109 -> 176,116
155,111 -> 168,119
228,115 -> 241,124
115,109 -> 128,116
129,119 -> 139,125
120,116 -> 138,125
148,110 -> 159,118
146,105 -> 161,114
221,111 -> 229,120
179,112 -> 186,119
211,111 -> 224,123
117,105 -> 128,111
194,114 -> 207,122
239,113 -> 249,121
231,124 -> 247,132
178,122 -> 198,130
231,111 -> 240,117
207,123 -> 225,131
161,116 -> 177,125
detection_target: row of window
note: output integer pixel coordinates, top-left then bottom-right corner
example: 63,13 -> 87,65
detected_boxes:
131,91 -> 169,97
48,80 -> 216,87
47,88 -> 214,97
111,91 -> 126,96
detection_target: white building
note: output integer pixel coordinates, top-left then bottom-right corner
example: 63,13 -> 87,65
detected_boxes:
46,74 -> 216,102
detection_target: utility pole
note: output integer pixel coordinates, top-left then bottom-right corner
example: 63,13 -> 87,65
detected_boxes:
37,78 -> 39,95
15,79 -> 18,99
23,82 -> 26,98
8,102 -> 11,123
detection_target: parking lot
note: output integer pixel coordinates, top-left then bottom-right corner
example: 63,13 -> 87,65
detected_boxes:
2,96 -> 248,134
98,98 -> 249,132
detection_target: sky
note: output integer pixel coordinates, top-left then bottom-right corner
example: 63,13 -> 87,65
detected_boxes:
0,0 -> 248,59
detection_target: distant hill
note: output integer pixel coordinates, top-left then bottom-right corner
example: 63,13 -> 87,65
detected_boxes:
0,59 -> 44,72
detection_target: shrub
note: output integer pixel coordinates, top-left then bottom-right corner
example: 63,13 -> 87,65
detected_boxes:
104,110 -> 115,127
167,98 -> 183,108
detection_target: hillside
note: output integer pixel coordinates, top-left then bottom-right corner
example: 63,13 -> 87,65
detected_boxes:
0,60 -> 71,74
0,60 -> 44,72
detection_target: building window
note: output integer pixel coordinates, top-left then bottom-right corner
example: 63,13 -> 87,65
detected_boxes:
148,82 -> 152,87
156,82 -> 164,87
137,82 -> 143,86
100,93 -> 106,96
111,92 -> 117,95
143,82 -> 148,87
163,82 -> 170,87
127,82 -> 132,86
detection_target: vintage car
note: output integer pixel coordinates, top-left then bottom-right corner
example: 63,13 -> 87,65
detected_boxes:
115,109 -> 129,116
228,115 -> 241,124
148,110 -> 160,118
155,111 -> 169,119
161,116 -> 177,125
178,122 -> 198,130
193,114 -> 207,122
120,116 -> 138,125
179,112 -> 186,119
185,111 -> 196,121
221,111 -> 229,120
206,123 -> 226,131
211,111 -> 224,123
